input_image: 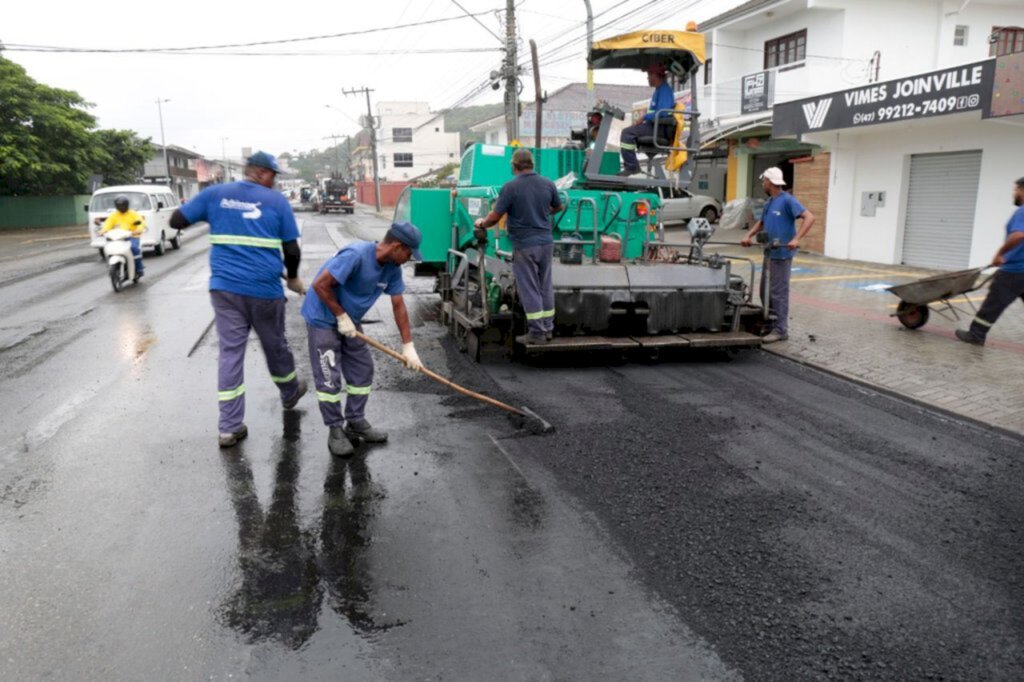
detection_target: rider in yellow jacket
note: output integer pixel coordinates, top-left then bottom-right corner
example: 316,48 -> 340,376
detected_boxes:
100,195 -> 146,277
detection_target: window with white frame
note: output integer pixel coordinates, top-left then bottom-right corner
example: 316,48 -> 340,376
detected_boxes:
392,127 -> 413,143
954,25 -> 969,46
394,153 -> 414,167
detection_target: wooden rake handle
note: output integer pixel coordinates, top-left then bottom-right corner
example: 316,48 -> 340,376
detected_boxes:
352,331 -> 526,417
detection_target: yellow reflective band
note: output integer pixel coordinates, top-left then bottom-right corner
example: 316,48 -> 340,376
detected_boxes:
317,391 -> 343,403
346,384 -> 372,396
525,310 -> 547,320
271,371 -> 296,384
218,384 -> 245,401
540,309 -> 555,319
209,234 -> 282,249
620,142 -> 636,150
973,316 -> 993,328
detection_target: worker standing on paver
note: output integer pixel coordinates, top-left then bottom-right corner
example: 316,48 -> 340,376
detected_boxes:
170,151 -> 307,448
956,177 -> 1024,346
474,148 -> 565,345
740,167 -> 816,343
301,221 -> 423,457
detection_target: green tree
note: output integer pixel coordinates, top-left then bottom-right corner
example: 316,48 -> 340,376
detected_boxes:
93,129 -> 153,187
0,56 -> 101,195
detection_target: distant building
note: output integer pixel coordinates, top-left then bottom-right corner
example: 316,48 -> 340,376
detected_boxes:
369,101 -> 462,182
143,145 -> 203,199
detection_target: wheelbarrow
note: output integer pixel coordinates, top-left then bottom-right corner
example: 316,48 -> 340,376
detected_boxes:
886,267 -> 993,329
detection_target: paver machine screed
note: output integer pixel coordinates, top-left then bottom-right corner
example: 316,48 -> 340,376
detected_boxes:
395,27 -> 764,361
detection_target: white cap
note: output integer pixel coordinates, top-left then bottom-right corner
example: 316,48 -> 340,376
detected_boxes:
760,167 -> 786,186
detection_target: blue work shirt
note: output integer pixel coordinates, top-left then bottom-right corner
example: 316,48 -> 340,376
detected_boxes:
761,191 -> 807,260
301,242 -> 405,328
1000,205 -> 1024,273
643,82 -> 676,123
181,180 -> 299,299
494,171 -> 561,249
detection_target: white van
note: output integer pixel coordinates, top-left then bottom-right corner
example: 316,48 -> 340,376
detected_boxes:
87,185 -> 184,257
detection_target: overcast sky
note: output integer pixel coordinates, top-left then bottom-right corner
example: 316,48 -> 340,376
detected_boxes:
5,0 -> 739,159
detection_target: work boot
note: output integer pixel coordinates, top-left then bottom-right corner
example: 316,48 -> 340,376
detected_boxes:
328,426 -> 355,457
616,167 -> 641,177
344,419 -> 388,444
515,333 -> 548,346
762,331 -> 788,344
282,379 -> 308,409
545,331 -> 554,342
955,329 -> 985,346
218,424 -> 248,448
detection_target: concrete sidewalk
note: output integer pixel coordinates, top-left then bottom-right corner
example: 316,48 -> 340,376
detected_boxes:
699,226 -> 1024,438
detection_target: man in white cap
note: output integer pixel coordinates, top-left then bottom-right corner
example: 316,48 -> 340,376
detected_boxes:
740,167 -> 816,343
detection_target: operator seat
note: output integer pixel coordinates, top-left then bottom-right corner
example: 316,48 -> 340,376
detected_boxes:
635,117 -> 678,154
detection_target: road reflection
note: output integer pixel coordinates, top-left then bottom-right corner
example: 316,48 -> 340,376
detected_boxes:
218,411 -> 322,649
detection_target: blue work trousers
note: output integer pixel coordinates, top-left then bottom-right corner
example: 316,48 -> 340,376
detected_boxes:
130,237 -> 144,274
211,291 -> 301,433
306,323 -> 374,427
513,244 -> 555,336
760,257 -> 793,336
619,121 -> 655,171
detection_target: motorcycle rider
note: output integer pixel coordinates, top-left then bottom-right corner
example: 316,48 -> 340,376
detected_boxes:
100,195 -> 145,280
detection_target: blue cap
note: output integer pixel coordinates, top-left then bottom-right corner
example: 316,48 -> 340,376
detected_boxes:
386,220 -> 423,261
246,150 -> 281,173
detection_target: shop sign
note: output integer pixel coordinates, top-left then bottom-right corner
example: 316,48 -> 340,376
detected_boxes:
773,60 -> 996,136
741,70 -> 775,114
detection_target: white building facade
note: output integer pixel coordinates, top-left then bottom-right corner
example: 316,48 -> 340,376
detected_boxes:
699,0 -> 1024,268
374,101 -> 461,182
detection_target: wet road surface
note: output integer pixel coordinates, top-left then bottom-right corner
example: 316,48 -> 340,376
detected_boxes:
0,210 -> 1021,680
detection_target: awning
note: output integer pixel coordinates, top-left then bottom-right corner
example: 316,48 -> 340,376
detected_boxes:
590,30 -> 705,73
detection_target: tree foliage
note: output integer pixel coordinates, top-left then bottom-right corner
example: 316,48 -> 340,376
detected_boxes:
0,57 -> 153,196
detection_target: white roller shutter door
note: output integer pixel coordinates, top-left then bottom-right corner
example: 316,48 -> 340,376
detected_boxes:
901,151 -> 981,270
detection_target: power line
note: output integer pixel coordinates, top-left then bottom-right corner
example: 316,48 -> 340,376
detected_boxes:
2,46 -> 504,57
3,12 -> 495,54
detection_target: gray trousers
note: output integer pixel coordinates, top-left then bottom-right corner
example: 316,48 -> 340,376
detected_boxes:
306,323 -> 374,427
968,270 -> 1024,340
211,290 -> 301,433
513,244 -> 555,336
759,257 -> 793,336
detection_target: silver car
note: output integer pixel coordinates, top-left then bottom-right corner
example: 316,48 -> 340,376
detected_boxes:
657,187 -> 722,225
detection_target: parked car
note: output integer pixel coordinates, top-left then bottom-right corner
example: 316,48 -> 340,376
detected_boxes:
657,187 -> 722,225
87,185 -> 184,257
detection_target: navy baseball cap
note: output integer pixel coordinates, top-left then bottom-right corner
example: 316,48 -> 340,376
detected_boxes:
247,150 -> 281,173
386,220 -> 423,261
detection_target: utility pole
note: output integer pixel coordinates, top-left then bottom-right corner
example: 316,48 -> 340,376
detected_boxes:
323,134 -> 343,177
156,98 -> 171,185
504,0 -> 519,143
343,87 -> 380,212
583,0 -> 594,91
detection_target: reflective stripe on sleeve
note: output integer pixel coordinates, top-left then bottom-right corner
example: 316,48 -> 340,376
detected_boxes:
271,371 -> 297,384
209,234 -> 283,249
218,384 -> 246,401
317,391 -> 343,403
346,384 -> 372,396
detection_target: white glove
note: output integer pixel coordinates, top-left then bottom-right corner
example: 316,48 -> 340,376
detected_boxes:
336,313 -> 357,337
402,342 -> 423,371
286,277 -> 306,295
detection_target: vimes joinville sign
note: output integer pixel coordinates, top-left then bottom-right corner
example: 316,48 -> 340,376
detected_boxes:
773,59 -> 995,136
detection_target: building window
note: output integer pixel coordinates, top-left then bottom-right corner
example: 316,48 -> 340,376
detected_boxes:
392,127 -> 413,143
703,58 -> 713,85
990,26 -> 1024,56
954,25 -> 969,46
394,153 -> 414,168
765,29 -> 806,69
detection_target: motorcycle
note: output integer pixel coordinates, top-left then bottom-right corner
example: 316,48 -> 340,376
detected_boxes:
102,226 -> 142,292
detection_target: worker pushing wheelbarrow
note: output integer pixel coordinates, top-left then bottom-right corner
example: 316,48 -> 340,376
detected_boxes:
887,267 -> 994,329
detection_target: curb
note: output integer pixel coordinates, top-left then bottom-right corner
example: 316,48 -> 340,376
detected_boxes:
763,346 -> 1024,444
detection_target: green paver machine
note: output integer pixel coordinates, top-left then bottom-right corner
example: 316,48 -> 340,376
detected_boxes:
394,28 -> 764,360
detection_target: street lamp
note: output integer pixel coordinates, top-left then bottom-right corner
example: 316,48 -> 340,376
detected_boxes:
155,98 -> 171,186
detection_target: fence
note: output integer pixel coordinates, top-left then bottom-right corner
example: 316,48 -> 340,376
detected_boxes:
0,196 -> 91,229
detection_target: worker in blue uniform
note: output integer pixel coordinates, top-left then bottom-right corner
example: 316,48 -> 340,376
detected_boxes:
618,63 -> 676,176
474,148 -> 565,345
170,151 -> 307,447
301,221 -> 423,457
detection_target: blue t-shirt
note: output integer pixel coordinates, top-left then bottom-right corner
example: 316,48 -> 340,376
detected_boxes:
643,82 -> 675,123
761,192 -> 807,260
181,180 -> 299,299
301,242 -> 405,329
1001,205 -> 1024,273
493,172 -> 561,248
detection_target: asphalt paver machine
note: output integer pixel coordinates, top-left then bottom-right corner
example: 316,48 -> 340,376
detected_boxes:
395,27 -> 764,361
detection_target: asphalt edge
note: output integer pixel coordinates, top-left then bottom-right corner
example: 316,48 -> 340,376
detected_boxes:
763,346 -> 1024,444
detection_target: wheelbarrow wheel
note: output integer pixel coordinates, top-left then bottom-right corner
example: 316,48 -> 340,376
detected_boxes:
896,302 -> 929,329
